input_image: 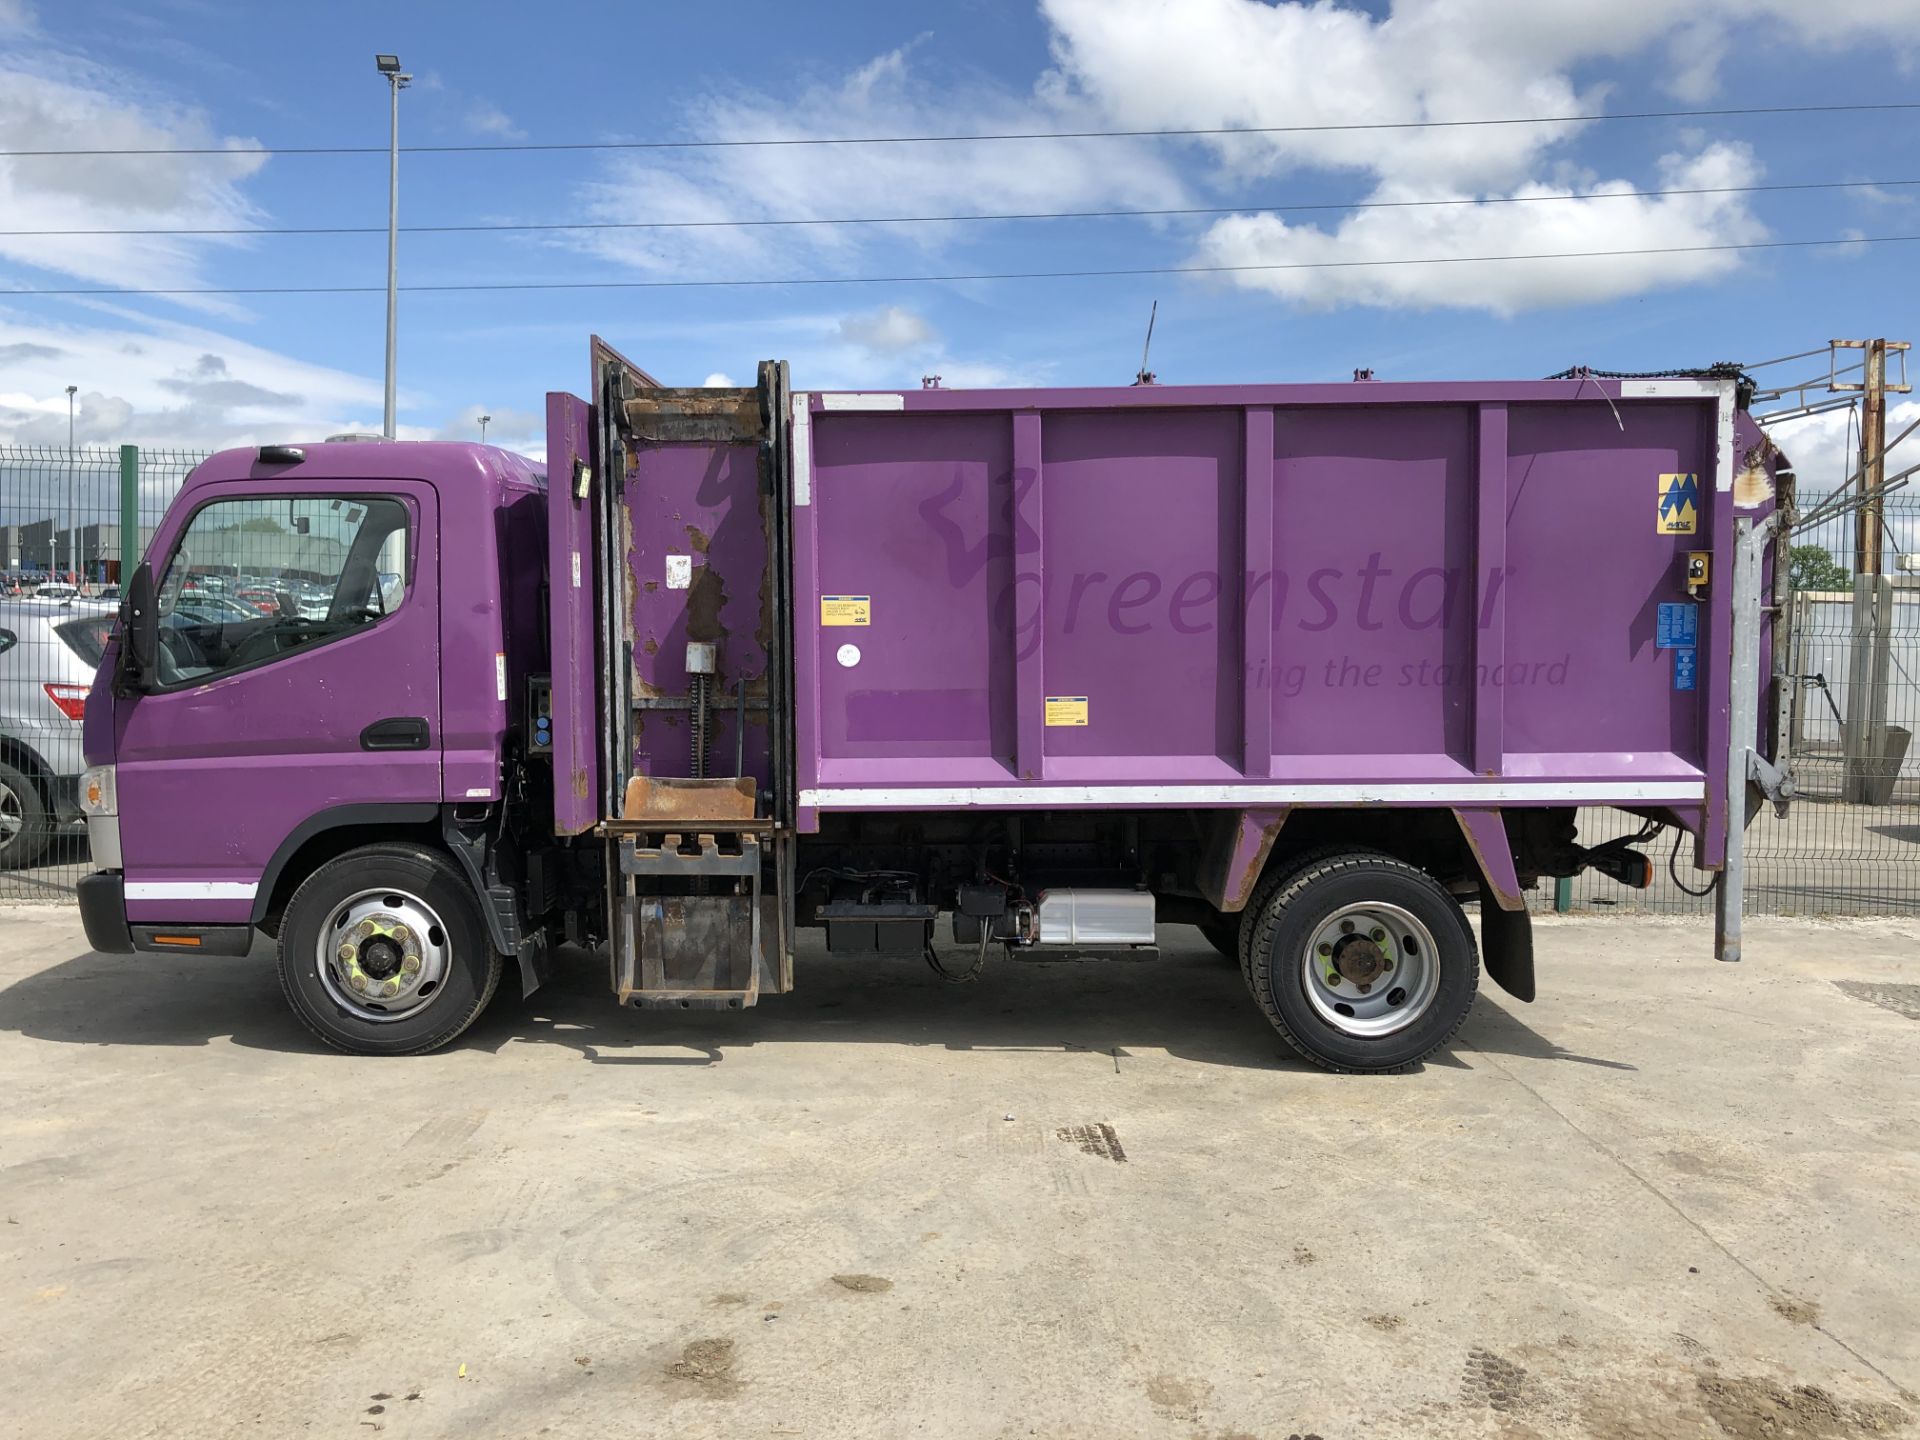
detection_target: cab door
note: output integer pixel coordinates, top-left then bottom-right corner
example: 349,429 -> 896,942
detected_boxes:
115,481 -> 440,926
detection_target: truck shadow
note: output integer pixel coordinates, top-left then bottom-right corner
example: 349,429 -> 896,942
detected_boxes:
0,927 -> 1631,1075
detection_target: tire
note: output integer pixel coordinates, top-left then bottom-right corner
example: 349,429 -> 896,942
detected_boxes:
1236,845 -> 1354,985
1198,917 -> 1240,961
1244,850 -> 1478,1074
0,760 -> 50,871
277,842 -> 503,1056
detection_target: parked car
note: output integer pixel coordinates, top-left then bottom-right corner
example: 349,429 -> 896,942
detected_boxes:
31,582 -> 79,601
0,598 -> 109,867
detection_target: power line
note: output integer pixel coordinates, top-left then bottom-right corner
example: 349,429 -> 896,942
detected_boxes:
5,232 -> 1916,298
5,101 -> 1919,159
1,176 -> 1911,239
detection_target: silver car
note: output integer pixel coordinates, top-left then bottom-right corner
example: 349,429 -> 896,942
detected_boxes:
0,598 -> 115,868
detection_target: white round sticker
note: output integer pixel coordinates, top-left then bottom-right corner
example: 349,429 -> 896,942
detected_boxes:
836,643 -> 862,668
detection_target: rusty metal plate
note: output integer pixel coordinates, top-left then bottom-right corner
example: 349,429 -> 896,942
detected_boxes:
622,774 -> 757,823
621,388 -> 763,445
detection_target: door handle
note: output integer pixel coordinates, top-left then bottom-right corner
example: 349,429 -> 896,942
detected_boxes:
360,716 -> 432,751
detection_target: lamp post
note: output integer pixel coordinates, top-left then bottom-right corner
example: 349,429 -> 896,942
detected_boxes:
65,384 -> 77,583
376,54 -> 411,440
479,413 -> 491,444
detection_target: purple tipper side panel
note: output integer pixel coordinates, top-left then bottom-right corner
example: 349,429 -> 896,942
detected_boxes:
547,391 -> 598,834
1503,402 -> 1704,773
795,378 -> 1737,821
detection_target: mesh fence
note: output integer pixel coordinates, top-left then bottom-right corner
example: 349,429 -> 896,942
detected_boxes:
0,445 -> 205,897
3,445 -> 1918,916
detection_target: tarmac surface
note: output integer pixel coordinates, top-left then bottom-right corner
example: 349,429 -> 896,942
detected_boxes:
1,906 -> 1916,1438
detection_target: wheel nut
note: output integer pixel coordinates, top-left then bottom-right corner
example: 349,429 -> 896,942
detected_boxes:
1316,942 -> 1332,957
350,972 -> 368,992
1370,927 -> 1386,942
1357,982 -> 1372,995
383,979 -> 401,997
391,925 -> 410,944
1382,959 -> 1393,970
1339,920 -> 1355,934
1326,971 -> 1341,987
337,944 -> 355,963
402,955 -> 420,976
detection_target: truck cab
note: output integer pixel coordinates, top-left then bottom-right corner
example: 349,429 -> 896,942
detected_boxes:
78,440 -> 552,1053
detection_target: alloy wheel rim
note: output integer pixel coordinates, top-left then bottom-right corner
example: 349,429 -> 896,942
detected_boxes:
315,888 -> 451,1023
1300,900 -> 1441,1039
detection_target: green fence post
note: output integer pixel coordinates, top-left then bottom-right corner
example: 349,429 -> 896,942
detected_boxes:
1554,876 -> 1572,913
119,444 -> 138,582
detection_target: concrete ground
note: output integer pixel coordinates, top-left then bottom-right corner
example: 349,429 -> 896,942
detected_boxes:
1,909 -> 1916,1439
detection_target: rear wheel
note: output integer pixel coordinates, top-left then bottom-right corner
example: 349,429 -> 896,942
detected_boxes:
277,842 -> 502,1056
1198,917 -> 1239,961
1245,850 -> 1478,1074
0,760 -> 50,870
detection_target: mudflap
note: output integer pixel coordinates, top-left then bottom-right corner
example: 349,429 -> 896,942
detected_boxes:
1477,881 -> 1535,1003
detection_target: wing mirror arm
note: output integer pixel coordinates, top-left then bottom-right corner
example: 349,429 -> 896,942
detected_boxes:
116,561 -> 159,695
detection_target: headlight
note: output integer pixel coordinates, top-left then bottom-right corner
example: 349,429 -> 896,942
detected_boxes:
80,764 -> 116,818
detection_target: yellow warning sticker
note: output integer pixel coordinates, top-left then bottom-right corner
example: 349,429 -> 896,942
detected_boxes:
1045,696 -> 1089,727
820,595 -> 871,626
1657,473 -> 1699,535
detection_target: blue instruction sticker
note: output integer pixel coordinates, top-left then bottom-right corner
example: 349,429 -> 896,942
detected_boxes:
1673,646 -> 1697,692
1656,602 -> 1698,650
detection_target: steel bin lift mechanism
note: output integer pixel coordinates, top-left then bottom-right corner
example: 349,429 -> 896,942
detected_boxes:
74,339 -> 1794,1071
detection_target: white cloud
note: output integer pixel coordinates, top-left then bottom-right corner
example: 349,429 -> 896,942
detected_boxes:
0,308 -> 380,449
1765,398 -> 1920,566
836,305 -> 936,355
466,102 -> 525,141
566,42 -> 1187,280
1771,399 -> 1920,502
700,372 -> 737,388
1190,143 -> 1769,313
558,4 -> 1918,315
1032,0 -> 1920,311
0,39 -> 267,305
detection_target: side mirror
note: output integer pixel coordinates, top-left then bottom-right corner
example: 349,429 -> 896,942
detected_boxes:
118,562 -> 158,692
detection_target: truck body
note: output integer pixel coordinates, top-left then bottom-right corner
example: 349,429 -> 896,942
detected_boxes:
75,341 -> 1787,1070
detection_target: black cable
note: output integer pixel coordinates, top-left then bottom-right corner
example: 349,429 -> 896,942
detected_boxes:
7,101 -> 1919,158
3,176 -> 1910,239
924,929 -> 991,985
6,231 -> 1918,298
1669,826 -> 1720,897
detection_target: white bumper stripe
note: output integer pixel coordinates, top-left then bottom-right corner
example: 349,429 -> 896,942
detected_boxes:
124,881 -> 259,901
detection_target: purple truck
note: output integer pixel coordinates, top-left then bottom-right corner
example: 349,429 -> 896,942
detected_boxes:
75,339 -> 1790,1071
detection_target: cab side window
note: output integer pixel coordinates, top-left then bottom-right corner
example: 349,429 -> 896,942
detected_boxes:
152,496 -> 411,687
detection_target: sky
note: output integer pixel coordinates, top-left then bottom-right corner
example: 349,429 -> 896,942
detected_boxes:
0,0 -> 1915,505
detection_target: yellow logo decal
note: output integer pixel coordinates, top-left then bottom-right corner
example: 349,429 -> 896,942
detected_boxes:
1657,473 -> 1699,535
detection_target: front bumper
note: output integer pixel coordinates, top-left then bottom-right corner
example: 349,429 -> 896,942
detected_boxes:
78,871 -> 132,954
77,870 -> 254,957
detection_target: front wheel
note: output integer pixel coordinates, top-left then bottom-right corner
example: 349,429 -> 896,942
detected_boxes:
277,842 -> 503,1056
1245,851 -> 1478,1074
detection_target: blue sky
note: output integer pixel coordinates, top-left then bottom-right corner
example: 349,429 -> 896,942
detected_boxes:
0,0 -> 1914,490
